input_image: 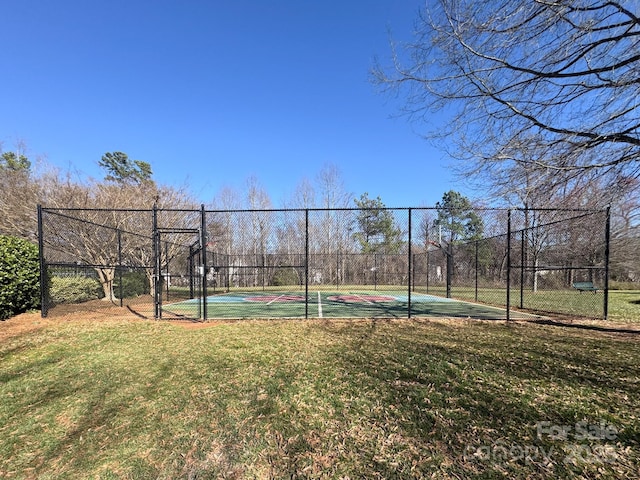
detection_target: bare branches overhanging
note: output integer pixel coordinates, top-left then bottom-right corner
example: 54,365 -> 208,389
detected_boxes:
374,0 -> 640,190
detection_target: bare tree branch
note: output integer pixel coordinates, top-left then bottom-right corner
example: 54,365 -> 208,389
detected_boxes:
373,0 -> 640,190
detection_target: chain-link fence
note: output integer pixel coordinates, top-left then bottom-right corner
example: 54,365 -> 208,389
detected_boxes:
506,208 -> 610,318
38,206 -> 610,320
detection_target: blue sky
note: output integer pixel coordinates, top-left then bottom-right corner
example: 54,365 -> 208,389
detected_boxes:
2,0 -> 467,208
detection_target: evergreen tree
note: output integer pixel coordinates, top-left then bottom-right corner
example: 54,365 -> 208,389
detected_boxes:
99,151 -> 152,185
0,152 -> 31,171
353,193 -> 404,254
434,191 -> 483,244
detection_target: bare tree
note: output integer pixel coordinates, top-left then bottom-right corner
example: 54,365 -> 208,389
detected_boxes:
316,163 -> 352,209
210,185 -> 242,258
287,177 -> 316,209
374,0 -> 640,191
608,178 -> 640,281
42,170 -> 196,301
0,141 -> 41,241
245,176 -> 273,287
315,163 -> 352,252
0,167 -> 40,240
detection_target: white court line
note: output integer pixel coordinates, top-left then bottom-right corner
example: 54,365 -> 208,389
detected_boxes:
267,294 -> 287,306
317,291 -> 323,318
353,293 -> 374,304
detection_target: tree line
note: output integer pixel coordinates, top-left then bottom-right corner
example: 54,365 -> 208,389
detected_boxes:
3,0 -> 640,299
2,143 -> 638,292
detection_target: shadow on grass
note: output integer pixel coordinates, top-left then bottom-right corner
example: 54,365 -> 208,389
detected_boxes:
529,318 -> 640,335
311,319 -> 639,477
126,305 -> 149,319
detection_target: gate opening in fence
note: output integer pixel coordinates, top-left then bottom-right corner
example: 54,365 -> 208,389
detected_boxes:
38,206 -> 610,320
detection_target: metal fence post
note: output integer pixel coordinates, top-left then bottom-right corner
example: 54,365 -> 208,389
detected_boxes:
475,240 -> 479,302
408,208 -> 412,318
520,226 -> 525,309
118,229 -> 123,308
446,244 -> 452,299
305,209 -> 309,319
506,209 -> 512,322
200,204 -> 207,321
426,247 -> 430,294
153,205 -> 161,319
37,205 -> 48,318
151,203 -> 162,318
604,206 -> 611,320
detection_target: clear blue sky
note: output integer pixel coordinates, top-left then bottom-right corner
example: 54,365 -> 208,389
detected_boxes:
2,0 -> 467,208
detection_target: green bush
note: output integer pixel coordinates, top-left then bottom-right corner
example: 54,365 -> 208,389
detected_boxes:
0,235 -> 40,320
114,270 -> 149,298
271,268 -> 300,287
50,276 -> 104,304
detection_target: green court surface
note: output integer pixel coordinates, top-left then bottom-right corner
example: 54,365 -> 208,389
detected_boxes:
161,290 -> 543,320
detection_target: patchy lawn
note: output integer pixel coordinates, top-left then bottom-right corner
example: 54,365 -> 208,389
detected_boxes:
1,308 -> 639,479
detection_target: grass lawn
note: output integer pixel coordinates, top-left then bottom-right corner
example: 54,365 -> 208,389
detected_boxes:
1,313 -> 639,479
609,290 -> 640,322
420,287 -> 640,321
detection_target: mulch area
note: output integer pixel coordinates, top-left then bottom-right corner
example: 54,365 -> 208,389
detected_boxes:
0,297 -> 222,341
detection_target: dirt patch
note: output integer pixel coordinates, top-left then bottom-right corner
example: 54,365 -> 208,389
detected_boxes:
0,297 -> 223,341
0,311 -> 53,342
46,296 -> 155,318
0,300 -> 145,342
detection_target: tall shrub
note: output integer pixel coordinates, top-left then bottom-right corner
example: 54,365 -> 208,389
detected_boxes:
0,235 -> 40,319
49,276 -> 103,304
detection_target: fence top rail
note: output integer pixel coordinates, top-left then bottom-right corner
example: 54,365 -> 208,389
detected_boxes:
206,207 -> 607,214
47,262 -> 154,269
39,205 -> 608,214
41,206 -> 154,213
509,209 -> 605,233
41,209 -> 154,240
514,264 -> 607,271
207,207 -> 420,213
511,206 -> 607,213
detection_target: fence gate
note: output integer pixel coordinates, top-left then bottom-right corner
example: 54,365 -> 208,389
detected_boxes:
152,207 -> 206,320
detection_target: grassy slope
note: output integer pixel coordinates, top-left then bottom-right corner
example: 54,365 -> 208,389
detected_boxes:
1,317 -> 639,479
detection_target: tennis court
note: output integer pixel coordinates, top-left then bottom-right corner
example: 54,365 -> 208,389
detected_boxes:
39,206 -> 610,320
162,290 -> 543,320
